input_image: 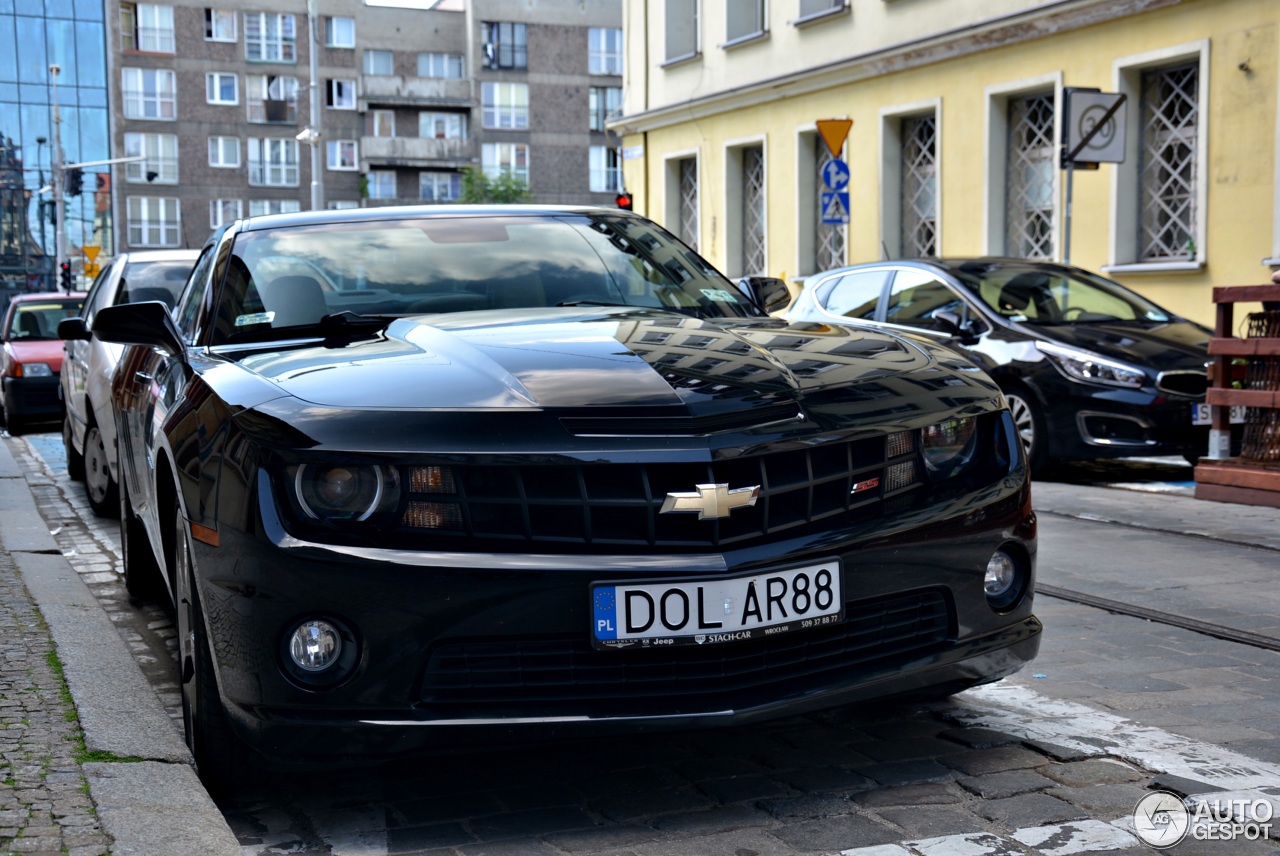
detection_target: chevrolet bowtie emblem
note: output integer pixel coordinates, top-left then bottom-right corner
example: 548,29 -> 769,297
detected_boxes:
660,483 -> 760,520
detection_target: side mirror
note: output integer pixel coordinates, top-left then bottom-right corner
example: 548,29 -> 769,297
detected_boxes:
933,309 -> 981,343
56,317 -> 90,341
93,301 -> 185,360
738,276 -> 792,315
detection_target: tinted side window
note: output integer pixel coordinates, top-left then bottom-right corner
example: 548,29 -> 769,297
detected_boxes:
82,260 -> 118,328
176,248 -> 215,342
885,269 -> 967,332
819,270 -> 889,320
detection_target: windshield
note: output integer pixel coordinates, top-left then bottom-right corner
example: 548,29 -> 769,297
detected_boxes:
6,299 -> 85,340
955,264 -> 1173,324
210,213 -> 754,346
120,259 -> 195,309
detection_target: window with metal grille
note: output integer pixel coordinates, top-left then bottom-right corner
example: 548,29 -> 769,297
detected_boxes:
244,12 -> 295,63
665,0 -> 698,62
901,115 -> 937,258
1139,62 -> 1198,261
247,138 -> 299,186
121,3 -> 175,52
127,197 -> 180,247
1005,93 -> 1055,260
742,146 -> 766,275
122,68 -> 176,120
484,22 -> 527,69
679,157 -> 699,250
482,82 -> 529,130
124,132 -> 178,184
816,138 -> 846,270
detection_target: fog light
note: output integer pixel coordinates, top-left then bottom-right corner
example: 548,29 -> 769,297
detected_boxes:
288,620 -> 342,672
984,549 -> 1026,611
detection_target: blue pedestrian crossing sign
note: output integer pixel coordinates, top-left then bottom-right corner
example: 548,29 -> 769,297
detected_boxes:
822,158 -> 850,192
820,191 -> 849,225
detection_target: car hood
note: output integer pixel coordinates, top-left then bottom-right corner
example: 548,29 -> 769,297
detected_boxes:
4,340 -> 67,370
230,308 -> 941,414
1029,319 -> 1210,370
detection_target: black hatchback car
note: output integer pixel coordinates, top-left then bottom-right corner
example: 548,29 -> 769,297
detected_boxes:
93,206 -> 1039,792
784,258 -> 1216,473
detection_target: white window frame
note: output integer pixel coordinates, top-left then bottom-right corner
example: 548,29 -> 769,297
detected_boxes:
206,71 -> 238,105
246,74 -> 299,123
418,52 -> 463,79
124,132 -> 179,184
364,49 -> 393,76
418,112 -> 466,140
327,79 -> 356,110
589,145 -> 621,193
204,8 -> 236,42
244,12 -> 296,63
723,135 -> 767,278
127,196 -> 181,247
879,98 -> 942,260
122,67 -> 177,120
481,82 -> 529,130
723,0 -> 766,48
419,171 -> 462,202
590,86 -> 622,132
1105,41 -> 1210,275
589,28 -> 623,75
326,140 -> 358,171
371,109 -> 395,137
247,137 -> 300,187
982,74 -> 1062,258
664,0 -> 700,65
325,16 -> 355,48
134,3 -> 175,53
208,135 -> 240,168
481,142 -> 529,183
210,198 -> 241,228
248,199 -> 301,217
366,170 -> 397,200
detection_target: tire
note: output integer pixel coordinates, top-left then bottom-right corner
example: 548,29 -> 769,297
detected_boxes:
5,414 -> 24,436
175,505 -> 255,796
64,414 -> 85,481
120,486 -> 165,602
83,423 -> 119,518
1003,387 -> 1050,477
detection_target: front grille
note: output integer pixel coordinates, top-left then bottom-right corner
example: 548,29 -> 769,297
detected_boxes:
395,434 -> 917,550
1156,370 -> 1207,398
420,590 -> 954,717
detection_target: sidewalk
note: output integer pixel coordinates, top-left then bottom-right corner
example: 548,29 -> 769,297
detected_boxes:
0,431 -> 1277,855
0,437 -> 240,856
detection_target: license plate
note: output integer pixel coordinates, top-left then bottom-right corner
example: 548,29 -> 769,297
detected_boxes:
1192,403 -> 1246,425
590,561 -> 842,650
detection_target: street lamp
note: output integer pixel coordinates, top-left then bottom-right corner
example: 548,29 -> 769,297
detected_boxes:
35,136 -> 47,261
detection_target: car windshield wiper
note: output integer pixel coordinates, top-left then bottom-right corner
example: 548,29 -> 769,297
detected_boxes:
555,299 -> 630,307
226,311 -> 396,344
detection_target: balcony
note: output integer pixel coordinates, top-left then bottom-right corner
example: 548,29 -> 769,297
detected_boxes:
360,75 -> 471,108
360,136 -> 475,170
248,98 -> 297,124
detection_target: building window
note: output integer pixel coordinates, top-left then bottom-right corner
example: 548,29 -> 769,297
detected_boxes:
482,142 -> 529,182
326,79 -> 356,110
420,171 -> 462,202
120,3 -> 175,53
901,114 -> 937,257
247,74 -> 298,123
208,136 -> 240,168
815,139 -> 845,271
204,8 -> 236,41
245,12 -> 296,63
481,82 -> 528,130
210,198 -> 241,228
366,171 -> 396,200
679,157 -> 698,250
797,0 -> 844,21
1139,62 -> 1199,262
725,0 -> 765,44
206,72 -> 238,105
742,145 -> 765,275
589,28 -> 622,75
589,146 -> 621,192
127,197 -> 180,247
371,109 -> 395,137
124,132 -> 178,184
590,86 -> 621,132
327,140 -> 358,170
122,68 -> 177,120
247,138 -> 299,186
364,49 -> 393,76
248,199 -> 301,217
328,200 -> 359,210
1005,93 -> 1055,261
664,0 -> 698,63
325,16 -> 354,48
483,21 -> 526,69
419,112 -> 466,140
419,52 -> 463,78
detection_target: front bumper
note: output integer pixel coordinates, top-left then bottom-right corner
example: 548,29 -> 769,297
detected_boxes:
1037,377 -> 1205,460
3,375 -> 62,422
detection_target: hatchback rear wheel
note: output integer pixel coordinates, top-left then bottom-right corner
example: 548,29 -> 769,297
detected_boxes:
83,423 -> 119,517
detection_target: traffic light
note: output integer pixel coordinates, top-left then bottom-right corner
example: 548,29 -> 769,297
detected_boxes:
59,261 -> 72,292
65,168 -> 83,197
615,191 -> 633,210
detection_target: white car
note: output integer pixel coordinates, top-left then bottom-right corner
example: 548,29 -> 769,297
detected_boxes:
58,249 -> 199,516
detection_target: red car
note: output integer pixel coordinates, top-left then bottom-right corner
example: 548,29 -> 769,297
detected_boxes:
2,292 -> 87,435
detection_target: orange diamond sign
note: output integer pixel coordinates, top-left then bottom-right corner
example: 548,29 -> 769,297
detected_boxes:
816,119 -> 852,160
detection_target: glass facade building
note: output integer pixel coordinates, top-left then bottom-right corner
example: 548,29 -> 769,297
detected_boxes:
1,0 -> 111,294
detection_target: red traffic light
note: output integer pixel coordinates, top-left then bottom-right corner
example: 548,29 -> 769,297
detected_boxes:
615,192 -> 632,211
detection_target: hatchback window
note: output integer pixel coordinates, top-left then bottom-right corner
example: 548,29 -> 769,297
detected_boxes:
884,269 -> 967,332
962,266 -> 1171,324
818,270 -> 887,320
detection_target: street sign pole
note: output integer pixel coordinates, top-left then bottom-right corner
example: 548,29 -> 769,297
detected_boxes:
1059,89 -> 1127,266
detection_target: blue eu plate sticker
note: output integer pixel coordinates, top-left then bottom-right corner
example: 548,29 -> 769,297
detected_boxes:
593,587 -> 618,640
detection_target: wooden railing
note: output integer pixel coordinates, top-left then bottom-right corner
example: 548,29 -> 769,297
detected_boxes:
1194,282 -> 1280,507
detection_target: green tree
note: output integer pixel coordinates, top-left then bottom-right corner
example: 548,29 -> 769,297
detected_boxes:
460,167 -> 531,203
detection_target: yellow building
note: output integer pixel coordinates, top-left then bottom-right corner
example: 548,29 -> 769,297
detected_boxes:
615,0 -> 1280,325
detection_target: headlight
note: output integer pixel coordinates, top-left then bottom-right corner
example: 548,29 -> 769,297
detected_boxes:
1036,341 -> 1146,389
921,416 -> 977,478
292,463 -> 401,521
12,362 -> 54,378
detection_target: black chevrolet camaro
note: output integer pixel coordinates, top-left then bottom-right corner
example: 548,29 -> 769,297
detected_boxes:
93,206 -> 1040,792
